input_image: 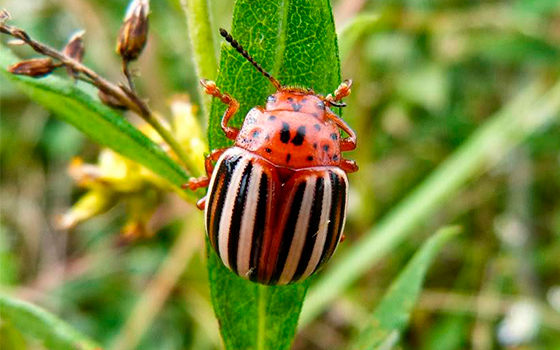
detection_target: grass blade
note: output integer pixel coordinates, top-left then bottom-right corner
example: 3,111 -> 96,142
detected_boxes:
349,226 -> 460,350
0,293 -> 101,350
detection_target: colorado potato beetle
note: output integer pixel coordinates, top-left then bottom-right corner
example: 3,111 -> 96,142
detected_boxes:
187,29 -> 358,285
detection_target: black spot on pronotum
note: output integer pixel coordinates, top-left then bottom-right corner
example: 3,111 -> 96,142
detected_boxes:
287,97 -> 293,102
265,148 -> 272,153
268,115 -> 277,121
280,122 -> 291,143
291,126 -> 306,146
331,133 -> 338,141
323,145 -> 330,152
313,143 -> 318,149
307,156 -> 314,161
333,155 -> 339,161
314,124 -> 321,131
286,154 -> 291,162
291,103 -> 302,112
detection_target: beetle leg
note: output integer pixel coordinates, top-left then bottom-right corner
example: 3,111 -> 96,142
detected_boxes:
196,196 -> 207,210
200,79 -> 240,140
339,158 -> 359,173
325,110 -> 357,152
183,148 -> 227,191
332,79 -> 352,101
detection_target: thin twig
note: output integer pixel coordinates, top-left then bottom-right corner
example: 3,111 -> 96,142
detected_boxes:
0,19 -> 195,174
121,59 -> 136,92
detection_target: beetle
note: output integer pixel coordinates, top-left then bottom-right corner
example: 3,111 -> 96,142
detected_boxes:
186,28 -> 358,285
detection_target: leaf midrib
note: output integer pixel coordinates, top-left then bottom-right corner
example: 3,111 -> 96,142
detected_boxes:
255,2 -> 289,347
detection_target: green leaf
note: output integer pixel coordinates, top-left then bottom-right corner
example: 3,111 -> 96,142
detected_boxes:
349,226 -> 460,350
204,0 -> 341,349
0,293 -> 101,350
0,46 -> 195,202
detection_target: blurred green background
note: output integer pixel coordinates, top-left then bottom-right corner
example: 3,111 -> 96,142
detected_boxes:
1,0 -> 559,349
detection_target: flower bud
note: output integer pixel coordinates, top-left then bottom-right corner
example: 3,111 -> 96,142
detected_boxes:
116,0 -> 150,62
9,58 -> 57,77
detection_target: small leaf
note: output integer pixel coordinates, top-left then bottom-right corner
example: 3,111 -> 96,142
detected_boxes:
204,0 -> 341,349
349,226 -> 460,350
0,45 -> 195,202
0,293 -> 101,350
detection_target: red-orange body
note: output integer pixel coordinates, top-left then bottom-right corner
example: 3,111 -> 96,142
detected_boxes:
236,90 -> 346,174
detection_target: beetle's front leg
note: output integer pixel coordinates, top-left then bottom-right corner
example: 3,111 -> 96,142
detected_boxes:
183,148 -> 227,191
200,79 -> 240,140
332,79 -> 352,102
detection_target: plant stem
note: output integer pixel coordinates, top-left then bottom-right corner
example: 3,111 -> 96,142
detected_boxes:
180,0 -> 218,116
0,19 -> 195,175
300,79 -> 560,326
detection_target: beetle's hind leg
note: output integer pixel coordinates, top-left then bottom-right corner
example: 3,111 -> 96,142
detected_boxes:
183,148 -> 227,191
200,79 -> 240,140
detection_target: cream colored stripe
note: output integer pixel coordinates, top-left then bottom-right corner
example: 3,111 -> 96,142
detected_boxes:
204,152 -> 228,234
217,156 -> 248,268
301,172 -> 332,279
278,176 -> 317,285
236,164 -> 262,277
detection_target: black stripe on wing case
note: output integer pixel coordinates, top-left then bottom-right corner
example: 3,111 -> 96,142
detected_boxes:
291,176 -> 324,282
316,170 -> 343,270
248,172 -> 269,282
209,154 -> 241,258
268,181 -> 306,284
227,161 -> 253,274
206,160 -> 226,252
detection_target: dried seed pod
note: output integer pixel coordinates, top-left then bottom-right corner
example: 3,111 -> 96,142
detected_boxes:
9,58 -> 57,77
63,30 -> 85,78
116,0 -> 150,62
63,30 -> 85,62
98,90 -> 128,110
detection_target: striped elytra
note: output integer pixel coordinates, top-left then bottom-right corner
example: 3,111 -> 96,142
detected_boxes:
205,147 -> 348,285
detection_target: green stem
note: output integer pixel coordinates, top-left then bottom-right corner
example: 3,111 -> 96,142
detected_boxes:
181,0 -> 218,116
145,112 -> 202,177
300,79 -> 560,326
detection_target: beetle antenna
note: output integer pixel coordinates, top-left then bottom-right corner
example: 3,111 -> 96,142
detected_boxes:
219,28 -> 282,90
